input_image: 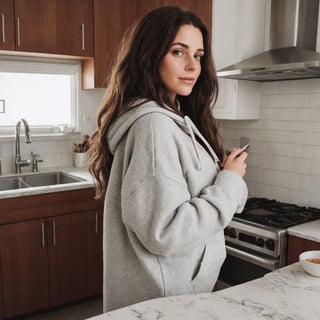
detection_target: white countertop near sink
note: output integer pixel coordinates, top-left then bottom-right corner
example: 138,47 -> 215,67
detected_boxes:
287,220 -> 320,243
0,167 -> 95,199
88,262 -> 320,320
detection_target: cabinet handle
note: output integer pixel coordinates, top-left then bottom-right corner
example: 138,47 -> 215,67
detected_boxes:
16,17 -> 21,46
81,23 -> 85,51
1,14 -> 5,43
41,222 -> 46,248
95,212 -> 98,233
52,220 -> 56,246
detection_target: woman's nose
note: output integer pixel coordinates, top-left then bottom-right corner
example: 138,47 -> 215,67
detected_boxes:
185,56 -> 198,70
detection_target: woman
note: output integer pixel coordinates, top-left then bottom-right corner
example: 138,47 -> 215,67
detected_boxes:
88,6 -> 248,312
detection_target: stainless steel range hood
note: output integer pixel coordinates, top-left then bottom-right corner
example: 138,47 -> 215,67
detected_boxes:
217,0 -> 320,82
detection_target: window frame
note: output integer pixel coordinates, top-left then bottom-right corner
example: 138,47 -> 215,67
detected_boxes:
0,56 -> 82,136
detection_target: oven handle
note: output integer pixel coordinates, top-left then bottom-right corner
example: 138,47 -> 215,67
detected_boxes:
226,245 -> 279,271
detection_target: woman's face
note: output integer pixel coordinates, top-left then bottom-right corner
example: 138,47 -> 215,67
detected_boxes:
159,24 -> 204,102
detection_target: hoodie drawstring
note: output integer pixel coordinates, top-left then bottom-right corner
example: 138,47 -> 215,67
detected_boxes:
184,116 -> 220,171
184,116 -> 202,170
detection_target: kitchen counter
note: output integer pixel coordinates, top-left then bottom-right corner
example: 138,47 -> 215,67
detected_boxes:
0,167 -> 94,200
288,220 -> 320,243
88,262 -> 320,320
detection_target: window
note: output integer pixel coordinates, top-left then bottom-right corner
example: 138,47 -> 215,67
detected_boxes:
0,58 -> 81,134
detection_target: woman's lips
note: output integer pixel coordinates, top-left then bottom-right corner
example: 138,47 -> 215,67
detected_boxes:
179,77 -> 195,84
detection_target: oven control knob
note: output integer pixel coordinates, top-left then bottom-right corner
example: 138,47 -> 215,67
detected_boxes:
256,238 -> 265,247
265,239 -> 275,251
228,228 -> 237,238
224,228 -> 229,236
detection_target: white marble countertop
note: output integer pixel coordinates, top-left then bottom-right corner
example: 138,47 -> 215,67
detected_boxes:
88,262 -> 320,320
288,220 -> 320,243
0,167 -> 94,199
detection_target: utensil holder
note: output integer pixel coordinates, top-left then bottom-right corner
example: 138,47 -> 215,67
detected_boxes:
74,152 -> 88,168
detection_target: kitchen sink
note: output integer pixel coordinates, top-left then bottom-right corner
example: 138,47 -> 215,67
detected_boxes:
0,171 -> 85,191
0,177 -> 30,191
22,171 -> 84,187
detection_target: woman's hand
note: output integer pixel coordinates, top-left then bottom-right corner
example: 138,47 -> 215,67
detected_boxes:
221,148 -> 248,177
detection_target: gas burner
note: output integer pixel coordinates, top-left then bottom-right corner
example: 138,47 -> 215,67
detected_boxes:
234,197 -> 320,229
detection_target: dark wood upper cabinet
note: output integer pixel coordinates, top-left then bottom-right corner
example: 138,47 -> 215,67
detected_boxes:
13,0 -> 93,56
0,0 -> 15,50
83,0 -> 212,89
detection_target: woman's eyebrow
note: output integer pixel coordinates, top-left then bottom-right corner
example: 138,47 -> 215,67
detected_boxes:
171,42 -> 204,52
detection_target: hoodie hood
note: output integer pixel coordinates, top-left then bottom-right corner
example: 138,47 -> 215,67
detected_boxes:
217,0 -> 320,82
107,100 -> 220,169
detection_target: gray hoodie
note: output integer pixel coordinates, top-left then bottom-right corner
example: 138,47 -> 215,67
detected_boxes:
103,100 -> 248,312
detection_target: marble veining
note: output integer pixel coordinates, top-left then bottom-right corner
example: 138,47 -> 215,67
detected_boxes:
288,220 -> 320,243
88,263 -> 320,320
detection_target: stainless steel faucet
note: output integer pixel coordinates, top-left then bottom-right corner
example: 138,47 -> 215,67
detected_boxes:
31,152 -> 43,172
15,118 -> 32,173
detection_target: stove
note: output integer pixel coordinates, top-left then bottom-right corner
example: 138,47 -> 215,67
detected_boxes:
234,197 -> 320,228
217,198 -> 320,289
224,198 -> 320,262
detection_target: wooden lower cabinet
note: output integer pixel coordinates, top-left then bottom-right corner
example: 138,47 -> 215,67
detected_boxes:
48,211 -> 102,306
0,188 -> 102,319
287,235 -> 320,265
0,219 -> 50,318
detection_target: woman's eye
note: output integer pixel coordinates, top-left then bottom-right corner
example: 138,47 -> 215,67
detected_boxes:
172,49 -> 183,56
194,54 -> 204,60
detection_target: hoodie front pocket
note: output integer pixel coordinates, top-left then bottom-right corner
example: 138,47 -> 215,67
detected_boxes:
190,240 -> 226,293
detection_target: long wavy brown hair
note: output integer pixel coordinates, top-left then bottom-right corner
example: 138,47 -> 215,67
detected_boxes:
88,6 -> 223,199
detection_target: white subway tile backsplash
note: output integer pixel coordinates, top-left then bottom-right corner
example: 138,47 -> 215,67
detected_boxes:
286,94 -> 308,107
291,158 -> 311,175
302,145 -> 320,160
289,190 -> 308,207
271,156 -> 292,171
255,183 -> 272,198
277,108 -> 297,121
262,169 -> 281,186
254,153 -> 272,169
311,160 -> 320,176
308,93 -> 320,107
297,79 -> 320,92
259,107 -> 278,120
220,79 -> 320,207
279,171 -> 300,189
294,132 -> 316,145
270,186 -> 290,202
259,129 -> 293,143
296,108 -> 320,121
268,94 -> 288,107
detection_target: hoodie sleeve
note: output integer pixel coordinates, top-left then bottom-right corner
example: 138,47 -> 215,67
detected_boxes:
120,113 -> 248,257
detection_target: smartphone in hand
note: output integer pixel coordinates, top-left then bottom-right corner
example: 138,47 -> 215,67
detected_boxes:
225,143 -> 250,157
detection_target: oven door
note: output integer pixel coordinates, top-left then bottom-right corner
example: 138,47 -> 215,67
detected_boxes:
215,245 -> 281,290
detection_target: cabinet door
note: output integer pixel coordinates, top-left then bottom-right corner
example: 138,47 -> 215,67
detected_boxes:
0,219 -> 50,319
47,210 -> 102,306
287,235 -> 320,264
55,0 -> 93,56
87,0 -> 212,88
14,0 -> 93,56
92,0 -> 133,87
0,0 -> 15,50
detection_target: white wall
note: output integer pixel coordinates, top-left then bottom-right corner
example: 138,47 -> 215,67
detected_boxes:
220,78 -> 320,208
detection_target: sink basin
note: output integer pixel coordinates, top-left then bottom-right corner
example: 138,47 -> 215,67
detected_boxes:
0,177 -> 30,191
0,171 -> 85,191
22,171 -> 85,187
